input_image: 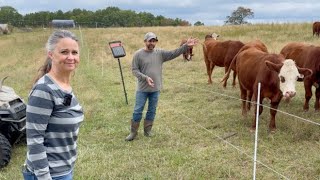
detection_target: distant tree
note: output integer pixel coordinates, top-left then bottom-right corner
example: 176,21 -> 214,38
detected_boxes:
194,21 -> 204,26
0,6 -> 23,26
225,6 -> 254,25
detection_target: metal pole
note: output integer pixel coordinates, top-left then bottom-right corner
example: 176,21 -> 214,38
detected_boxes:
253,82 -> 261,180
117,58 -> 128,104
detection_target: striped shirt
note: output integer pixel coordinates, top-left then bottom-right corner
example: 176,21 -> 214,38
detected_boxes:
25,74 -> 84,180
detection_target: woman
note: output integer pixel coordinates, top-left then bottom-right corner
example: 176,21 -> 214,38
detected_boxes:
22,30 -> 84,180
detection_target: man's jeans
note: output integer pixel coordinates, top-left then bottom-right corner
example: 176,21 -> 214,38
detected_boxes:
132,91 -> 160,122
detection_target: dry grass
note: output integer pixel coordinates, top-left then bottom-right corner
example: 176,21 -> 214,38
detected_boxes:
0,23 -> 319,179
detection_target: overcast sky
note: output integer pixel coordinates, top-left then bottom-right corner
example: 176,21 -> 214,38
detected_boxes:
1,0 -> 319,26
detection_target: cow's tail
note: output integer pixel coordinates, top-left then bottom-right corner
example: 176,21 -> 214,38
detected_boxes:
220,51 -> 239,85
0,76 -> 8,91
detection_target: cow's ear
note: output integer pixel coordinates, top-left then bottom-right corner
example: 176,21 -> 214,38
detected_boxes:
265,60 -> 282,73
298,67 -> 313,77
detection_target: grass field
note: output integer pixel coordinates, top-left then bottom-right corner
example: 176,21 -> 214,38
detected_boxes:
0,23 -> 319,179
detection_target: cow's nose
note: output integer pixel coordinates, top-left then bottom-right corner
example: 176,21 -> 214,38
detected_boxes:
285,91 -> 296,98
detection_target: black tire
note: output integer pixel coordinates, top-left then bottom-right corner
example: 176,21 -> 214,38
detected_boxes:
0,133 -> 11,169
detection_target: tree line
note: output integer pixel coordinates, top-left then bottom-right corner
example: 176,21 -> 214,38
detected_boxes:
0,5 -> 254,28
0,6 -> 191,28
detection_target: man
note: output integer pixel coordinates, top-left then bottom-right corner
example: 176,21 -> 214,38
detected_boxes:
125,32 -> 198,141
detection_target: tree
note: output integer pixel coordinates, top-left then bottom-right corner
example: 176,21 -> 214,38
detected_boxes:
194,21 -> 204,26
0,6 -> 23,26
225,6 -> 254,25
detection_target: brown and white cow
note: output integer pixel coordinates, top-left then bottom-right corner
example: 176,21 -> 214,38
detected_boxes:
222,40 -> 312,132
313,22 -> 320,37
202,35 -> 244,87
280,42 -> 320,111
205,33 -> 220,41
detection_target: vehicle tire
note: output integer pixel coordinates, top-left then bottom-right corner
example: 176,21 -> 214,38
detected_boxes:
0,133 -> 11,169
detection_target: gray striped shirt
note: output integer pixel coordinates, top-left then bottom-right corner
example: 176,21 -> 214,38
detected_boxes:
25,74 -> 84,180
132,44 -> 188,92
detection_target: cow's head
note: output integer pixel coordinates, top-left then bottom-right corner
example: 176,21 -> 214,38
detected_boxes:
205,33 -> 220,41
266,59 -> 313,100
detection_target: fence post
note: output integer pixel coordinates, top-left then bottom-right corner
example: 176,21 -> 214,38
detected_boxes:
253,82 -> 261,180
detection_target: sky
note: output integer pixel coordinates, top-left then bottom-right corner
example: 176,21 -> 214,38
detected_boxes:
1,0 -> 320,26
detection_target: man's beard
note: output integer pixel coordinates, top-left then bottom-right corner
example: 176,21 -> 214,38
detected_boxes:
147,44 -> 155,50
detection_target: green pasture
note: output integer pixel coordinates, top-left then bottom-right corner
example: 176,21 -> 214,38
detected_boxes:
0,23 -> 319,179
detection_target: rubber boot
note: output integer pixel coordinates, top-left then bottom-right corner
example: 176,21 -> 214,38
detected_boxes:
125,121 -> 140,141
144,120 -> 153,137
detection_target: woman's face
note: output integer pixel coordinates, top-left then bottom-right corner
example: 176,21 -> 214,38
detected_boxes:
48,37 -> 80,73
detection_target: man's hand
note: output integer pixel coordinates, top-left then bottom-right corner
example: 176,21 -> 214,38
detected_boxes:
147,77 -> 155,87
186,37 -> 199,47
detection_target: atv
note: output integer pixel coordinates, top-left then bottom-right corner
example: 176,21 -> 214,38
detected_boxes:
0,77 -> 26,169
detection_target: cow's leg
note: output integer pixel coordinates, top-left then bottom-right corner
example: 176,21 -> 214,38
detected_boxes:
232,70 -> 237,88
247,90 -> 253,111
269,99 -> 281,133
222,66 -> 228,88
303,81 -> 313,111
239,85 -> 248,116
183,53 -> 187,60
204,59 -> 212,84
315,87 -> 320,111
265,93 -> 282,133
209,63 -> 215,84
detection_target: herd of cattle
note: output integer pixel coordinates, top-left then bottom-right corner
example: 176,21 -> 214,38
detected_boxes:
181,31 -> 319,133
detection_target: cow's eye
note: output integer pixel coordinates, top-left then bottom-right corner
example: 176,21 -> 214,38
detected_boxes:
297,75 -> 304,81
280,76 -> 285,83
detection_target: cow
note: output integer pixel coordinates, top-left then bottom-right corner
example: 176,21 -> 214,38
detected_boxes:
0,24 -> 9,35
222,40 -> 268,107
180,33 -> 220,61
221,40 -> 312,132
205,33 -> 220,41
202,35 -> 244,87
280,42 -> 320,111
180,39 -> 194,61
312,22 -> 320,37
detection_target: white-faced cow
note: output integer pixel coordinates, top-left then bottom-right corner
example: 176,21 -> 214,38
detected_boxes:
280,42 -> 320,111
202,35 -> 244,87
222,40 -> 312,132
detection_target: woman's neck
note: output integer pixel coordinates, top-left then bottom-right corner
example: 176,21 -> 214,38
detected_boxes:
48,70 -> 72,91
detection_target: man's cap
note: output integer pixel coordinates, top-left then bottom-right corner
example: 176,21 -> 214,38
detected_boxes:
144,32 -> 158,41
